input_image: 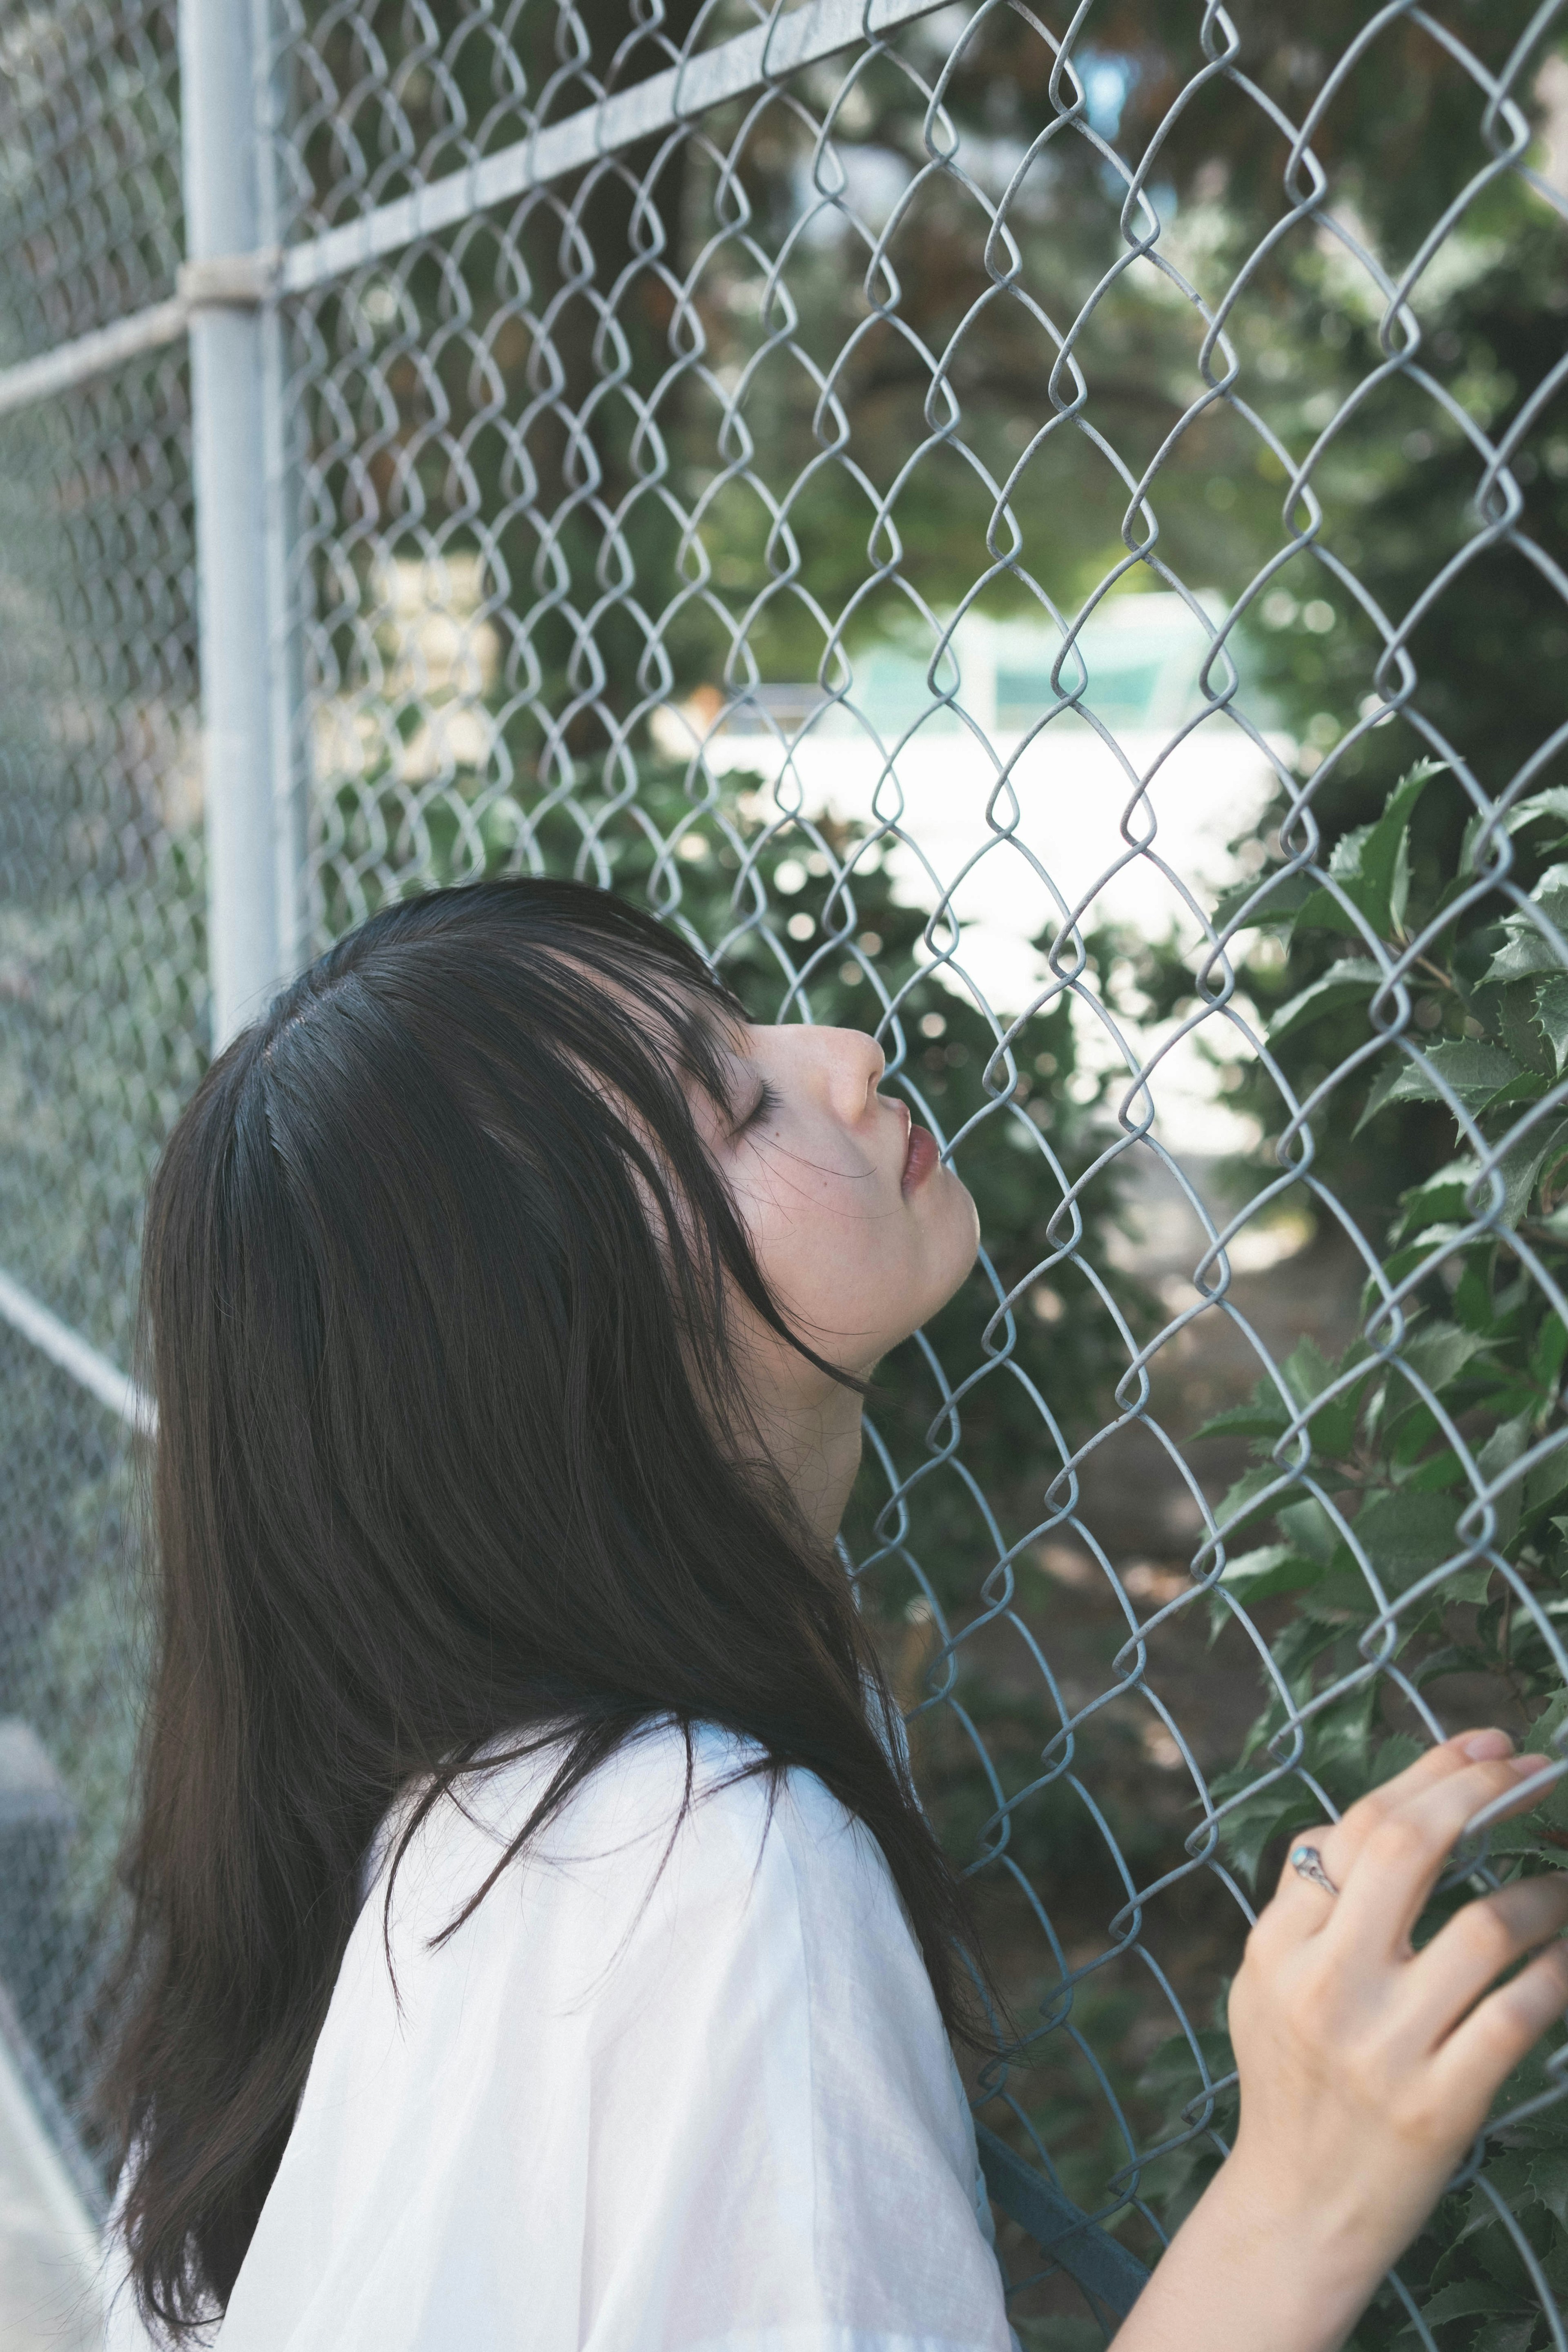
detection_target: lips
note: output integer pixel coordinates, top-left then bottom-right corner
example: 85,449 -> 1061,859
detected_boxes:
901,1120 -> 940,1195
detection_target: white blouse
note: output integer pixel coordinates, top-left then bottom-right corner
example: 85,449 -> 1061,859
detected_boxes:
104,1719 -> 1016,2350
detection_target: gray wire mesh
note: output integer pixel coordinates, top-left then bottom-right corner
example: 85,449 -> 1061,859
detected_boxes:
0,0 -> 195,2211
6,0 -> 1568,2343
0,0 -> 183,361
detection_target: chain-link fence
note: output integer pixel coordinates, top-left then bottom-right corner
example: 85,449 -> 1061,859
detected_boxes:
5,0 -> 1568,2343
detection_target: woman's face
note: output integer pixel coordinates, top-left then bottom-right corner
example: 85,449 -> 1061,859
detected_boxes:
708,1020 -> 980,1379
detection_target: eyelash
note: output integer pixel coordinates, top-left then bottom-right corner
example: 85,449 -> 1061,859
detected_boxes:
734,1081 -> 780,1138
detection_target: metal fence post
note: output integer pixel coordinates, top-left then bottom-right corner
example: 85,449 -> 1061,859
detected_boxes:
178,0 -> 286,1049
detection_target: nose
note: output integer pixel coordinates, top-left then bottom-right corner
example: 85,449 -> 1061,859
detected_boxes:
822,1026 -> 886,1124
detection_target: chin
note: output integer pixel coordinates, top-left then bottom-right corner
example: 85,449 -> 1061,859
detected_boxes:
908,1171 -> 982,1329
938,1165 -> 982,1272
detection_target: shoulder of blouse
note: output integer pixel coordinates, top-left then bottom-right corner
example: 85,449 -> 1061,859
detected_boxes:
358,1715 -> 889,1963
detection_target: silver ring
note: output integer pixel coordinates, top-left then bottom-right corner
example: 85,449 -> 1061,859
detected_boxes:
1291,1844 -> 1339,1897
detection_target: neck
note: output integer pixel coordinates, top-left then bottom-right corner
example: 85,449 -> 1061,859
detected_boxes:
757,1380 -> 865,1546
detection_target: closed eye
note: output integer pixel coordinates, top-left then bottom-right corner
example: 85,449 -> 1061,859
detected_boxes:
730,1079 -> 780,1141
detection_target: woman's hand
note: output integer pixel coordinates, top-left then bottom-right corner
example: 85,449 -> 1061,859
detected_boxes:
1116,1728 -> 1568,2352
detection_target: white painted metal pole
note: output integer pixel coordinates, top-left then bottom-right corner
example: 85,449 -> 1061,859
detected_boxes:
179,0 -> 283,1049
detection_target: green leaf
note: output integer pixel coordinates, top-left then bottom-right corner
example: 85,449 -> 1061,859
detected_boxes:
1411,2281 -> 1520,2326
1370,1731 -> 1428,1785
1196,1344 -> 1364,1462
1310,1678 -> 1381,1780
1528,2148 -> 1568,2227
1190,1394 -> 1291,1443
1470,2316 -> 1541,2352
1493,977 -> 1560,1076
1397,1321 -> 1496,1399
1394,1158 -> 1480,1243
1530,1312 -> 1568,1394
1214,1776 -> 1321,1887
1334,1489 -> 1468,1599
1278,1335 -> 1338,1407
1266,958 -> 1383,1044
1404,1447 -> 1466,1492
1462,784 -> 1568,876
1477,1411 -> 1532,1551
1289,771 -> 1439,942
1210,1465 -> 1292,1547
1522,1690 -> 1568,1760
1277,1496 -> 1340,1564
1210,867 -> 1317,936
1216,1543 -> 1325,1605
1377,761 -> 1447,935
1478,864 -> 1568,987
1525,1427 -> 1568,1520
1374,1225 -> 1473,1297
1356,1040 -> 1530,1132
1536,974 -> 1568,1076
1503,1118 -> 1568,1227
1329,762 -> 1445,936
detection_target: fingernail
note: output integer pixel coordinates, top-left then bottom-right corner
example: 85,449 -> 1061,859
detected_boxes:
1462,1730 -> 1515,1760
1509,1753 -> 1548,1777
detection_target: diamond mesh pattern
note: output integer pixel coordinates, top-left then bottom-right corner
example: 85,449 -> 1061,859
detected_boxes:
5,0 -> 1568,2340
0,5 -> 198,2207
273,3 -> 1568,2335
0,0 -> 182,361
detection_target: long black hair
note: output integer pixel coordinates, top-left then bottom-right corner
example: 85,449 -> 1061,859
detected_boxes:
107,877 -> 978,2335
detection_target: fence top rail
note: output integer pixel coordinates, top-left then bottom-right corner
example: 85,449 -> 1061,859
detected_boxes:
0,0 -> 956,418
273,0 -> 957,295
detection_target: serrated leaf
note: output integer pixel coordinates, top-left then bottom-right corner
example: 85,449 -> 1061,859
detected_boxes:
1191,1395 -> 1291,1443
1217,1543 -> 1325,1604
1470,2314 -> 1541,2352
1397,1321 -> 1496,1397
1334,1489 -> 1466,1598
1525,1427 -> 1568,1521
1210,867 -> 1316,936
1523,1690 -> 1568,1760
1378,761 -> 1446,934
1311,1679 -> 1381,1777
1403,1447 -> 1466,1492
1529,2149 -> 1568,2226
1278,1335 -> 1337,1407
1343,764 -> 1442,928
1394,1158 -> 1478,1243
1479,865 -> 1568,987
1266,958 -> 1383,1044
1462,785 -> 1568,877
1477,1410 -> 1532,1551
1278,1496 -> 1339,1564
1356,1040 -> 1528,1133
1537,975 -> 1568,1077
1530,1313 -> 1568,1392
1493,978 -> 1559,1075
1411,2280 -> 1520,2326
1214,1777 -> 1321,1887
1376,1233 -> 1477,1304
1211,1464 -> 1292,1545
1371,1731 -> 1428,1785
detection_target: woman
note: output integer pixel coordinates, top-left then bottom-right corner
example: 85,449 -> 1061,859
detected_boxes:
105,875 -> 1568,2351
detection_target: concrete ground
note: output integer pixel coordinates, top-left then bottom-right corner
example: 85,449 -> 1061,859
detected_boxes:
0,2041 -> 101,2352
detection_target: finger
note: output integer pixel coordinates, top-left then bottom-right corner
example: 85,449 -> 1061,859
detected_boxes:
1326,1730 -> 1518,1861
1429,1939 -> 1568,2127
1406,1876 -> 1568,2046
1327,1754 -> 1548,1956
1264,1734 -> 1517,1927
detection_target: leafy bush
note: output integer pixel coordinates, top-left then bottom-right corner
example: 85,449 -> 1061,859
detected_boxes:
1127,762 -> 1568,2347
